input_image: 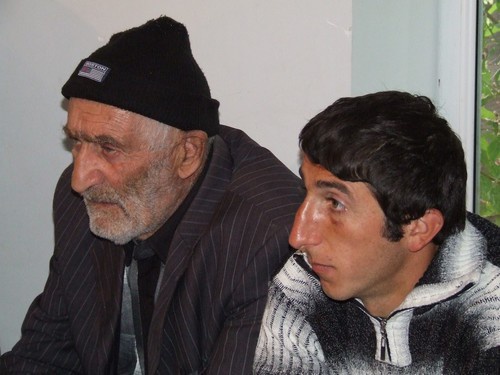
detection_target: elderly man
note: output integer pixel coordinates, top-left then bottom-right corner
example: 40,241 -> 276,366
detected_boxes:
1,16 -> 303,374
254,91 -> 500,374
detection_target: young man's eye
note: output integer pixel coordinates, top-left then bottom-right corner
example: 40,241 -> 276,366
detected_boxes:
328,198 -> 345,211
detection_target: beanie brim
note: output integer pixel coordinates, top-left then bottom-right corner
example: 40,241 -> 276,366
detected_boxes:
62,59 -> 220,136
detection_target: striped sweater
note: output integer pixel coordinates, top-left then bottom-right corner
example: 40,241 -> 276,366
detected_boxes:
254,221 -> 500,374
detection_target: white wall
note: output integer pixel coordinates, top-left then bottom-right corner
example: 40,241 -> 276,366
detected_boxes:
351,0 -> 478,208
0,0 -> 352,352
352,0 -> 439,97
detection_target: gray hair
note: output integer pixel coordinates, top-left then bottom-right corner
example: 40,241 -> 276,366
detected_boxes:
140,117 -> 214,166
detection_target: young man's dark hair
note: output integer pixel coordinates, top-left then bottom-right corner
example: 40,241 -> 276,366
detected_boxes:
299,91 -> 466,244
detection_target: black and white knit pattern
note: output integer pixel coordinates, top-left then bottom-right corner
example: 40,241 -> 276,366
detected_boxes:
254,221 -> 500,374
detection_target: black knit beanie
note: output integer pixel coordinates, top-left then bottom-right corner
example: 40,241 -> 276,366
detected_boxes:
62,16 -> 220,136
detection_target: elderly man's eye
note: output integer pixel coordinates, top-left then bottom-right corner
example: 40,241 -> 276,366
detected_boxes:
69,138 -> 82,155
101,143 -> 118,155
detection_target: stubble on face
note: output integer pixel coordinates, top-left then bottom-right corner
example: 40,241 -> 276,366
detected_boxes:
83,154 -> 183,245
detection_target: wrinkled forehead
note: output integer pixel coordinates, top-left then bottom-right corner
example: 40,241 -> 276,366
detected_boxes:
67,98 -> 143,124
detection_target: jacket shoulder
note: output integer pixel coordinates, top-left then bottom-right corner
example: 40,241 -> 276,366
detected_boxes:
218,125 -> 304,217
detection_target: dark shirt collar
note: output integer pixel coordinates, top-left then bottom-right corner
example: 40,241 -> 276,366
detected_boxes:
124,145 -> 213,265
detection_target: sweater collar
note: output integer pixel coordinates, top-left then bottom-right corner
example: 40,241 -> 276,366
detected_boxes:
399,220 -> 486,310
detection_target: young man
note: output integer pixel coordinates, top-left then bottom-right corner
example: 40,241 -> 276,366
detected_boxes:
254,91 -> 500,373
1,17 -> 303,374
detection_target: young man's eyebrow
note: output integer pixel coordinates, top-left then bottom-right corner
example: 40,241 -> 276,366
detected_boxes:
299,166 -> 351,196
316,180 -> 351,196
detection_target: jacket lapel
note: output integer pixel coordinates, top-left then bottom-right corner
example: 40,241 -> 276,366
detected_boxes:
90,239 -> 125,373
148,135 -> 233,373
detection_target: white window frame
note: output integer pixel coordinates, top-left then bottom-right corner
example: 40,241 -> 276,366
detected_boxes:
436,0 -> 478,210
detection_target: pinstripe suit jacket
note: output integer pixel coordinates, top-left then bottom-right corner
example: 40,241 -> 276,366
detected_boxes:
1,125 -> 304,374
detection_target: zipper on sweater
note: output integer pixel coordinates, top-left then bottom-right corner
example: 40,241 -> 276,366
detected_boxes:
353,300 -> 398,363
379,318 -> 389,362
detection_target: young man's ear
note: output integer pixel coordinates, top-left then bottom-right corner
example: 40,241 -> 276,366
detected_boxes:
177,130 -> 208,179
405,209 -> 444,252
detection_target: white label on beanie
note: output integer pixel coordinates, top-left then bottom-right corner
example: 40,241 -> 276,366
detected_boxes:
78,61 -> 111,83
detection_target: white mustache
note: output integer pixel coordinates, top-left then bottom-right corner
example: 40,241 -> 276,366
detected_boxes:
82,187 -> 123,207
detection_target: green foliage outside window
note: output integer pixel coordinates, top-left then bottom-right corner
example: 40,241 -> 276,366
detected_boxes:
479,0 -> 500,225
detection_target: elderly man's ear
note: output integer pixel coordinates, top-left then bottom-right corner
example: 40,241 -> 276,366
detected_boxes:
177,130 -> 208,179
405,209 -> 444,252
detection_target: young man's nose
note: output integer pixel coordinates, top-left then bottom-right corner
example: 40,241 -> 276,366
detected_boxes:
289,199 -> 321,250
